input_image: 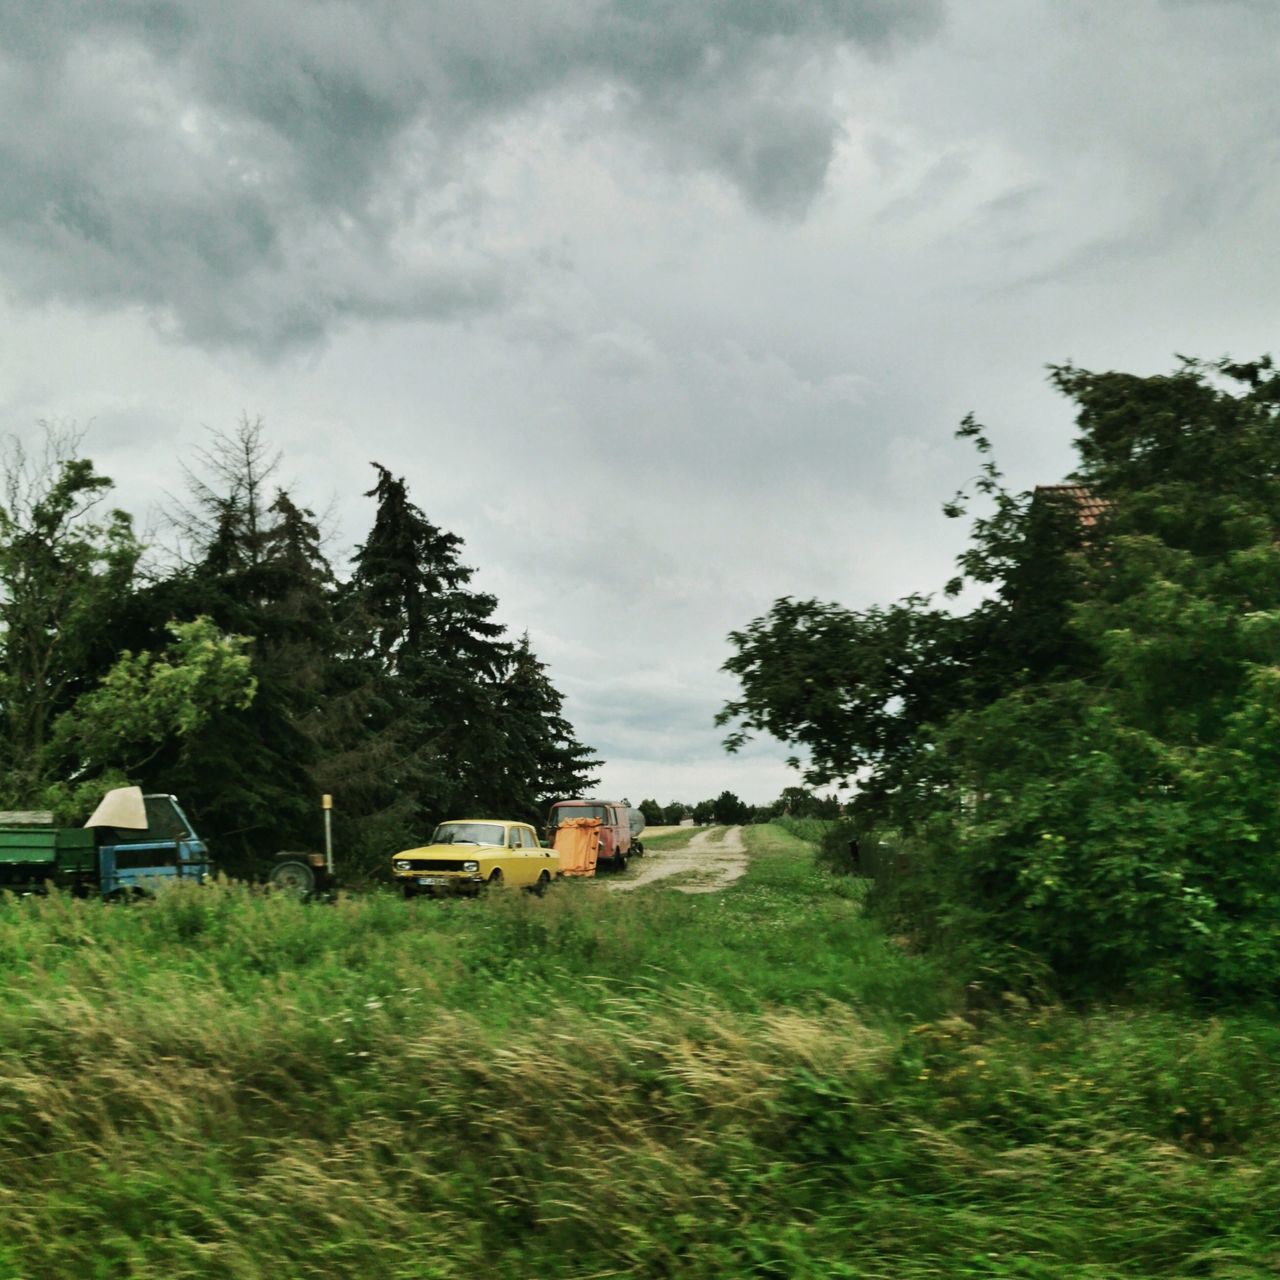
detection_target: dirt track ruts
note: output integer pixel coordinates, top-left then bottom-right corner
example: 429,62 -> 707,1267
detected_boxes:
606,825 -> 747,894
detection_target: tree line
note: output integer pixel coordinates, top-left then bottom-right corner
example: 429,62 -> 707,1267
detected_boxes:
635,787 -> 843,827
0,418 -> 598,876
721,356 -> 1280,997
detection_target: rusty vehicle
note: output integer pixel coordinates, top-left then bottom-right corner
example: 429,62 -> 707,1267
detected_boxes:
546,799 -> 645,873
552,816 -> 601,877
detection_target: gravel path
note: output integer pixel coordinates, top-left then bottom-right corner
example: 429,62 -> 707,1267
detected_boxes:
606,825 -> 748,894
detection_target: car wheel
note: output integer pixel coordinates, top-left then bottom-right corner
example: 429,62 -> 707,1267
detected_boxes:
486,869 -> 504,892
402,884 -> 417,901
617,854 -> 628,873
531,870 -> 551,897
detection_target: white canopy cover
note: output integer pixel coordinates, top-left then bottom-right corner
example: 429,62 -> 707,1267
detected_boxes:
84,786 -> 148,830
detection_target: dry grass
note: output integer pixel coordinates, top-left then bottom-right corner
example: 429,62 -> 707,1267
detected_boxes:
0,828 -> 1275,1277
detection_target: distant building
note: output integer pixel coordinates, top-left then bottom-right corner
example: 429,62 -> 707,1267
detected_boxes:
1032,483 -> 1109,530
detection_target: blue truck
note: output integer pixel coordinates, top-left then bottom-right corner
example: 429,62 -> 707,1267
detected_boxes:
0,787 -> 213,898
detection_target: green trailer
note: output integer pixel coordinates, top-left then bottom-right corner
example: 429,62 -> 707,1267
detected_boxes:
0,817 -> 97,895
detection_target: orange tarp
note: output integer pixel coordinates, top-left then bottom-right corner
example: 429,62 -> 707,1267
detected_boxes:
553,817 -> 601,877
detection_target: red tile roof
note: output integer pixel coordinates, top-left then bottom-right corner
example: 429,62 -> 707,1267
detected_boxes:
1033,484 -> 1109,529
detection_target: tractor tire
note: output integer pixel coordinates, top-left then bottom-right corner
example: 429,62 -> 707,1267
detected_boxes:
269,858 -> 316,900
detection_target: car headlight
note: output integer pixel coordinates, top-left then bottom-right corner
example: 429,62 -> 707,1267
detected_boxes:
393,860 -> 411,871
463,860 -> 479,872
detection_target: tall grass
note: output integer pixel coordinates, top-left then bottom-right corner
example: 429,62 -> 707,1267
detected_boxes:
0,826 -> 1275,1277
771,815 -> 835,846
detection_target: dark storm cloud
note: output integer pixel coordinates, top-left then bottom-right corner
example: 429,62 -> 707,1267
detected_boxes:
0,0 -> 943,350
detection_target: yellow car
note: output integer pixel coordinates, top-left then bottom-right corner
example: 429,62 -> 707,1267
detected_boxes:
392,820 -> 560,898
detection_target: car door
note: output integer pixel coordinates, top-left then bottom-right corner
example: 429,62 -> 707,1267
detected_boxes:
506,824 -> 531,884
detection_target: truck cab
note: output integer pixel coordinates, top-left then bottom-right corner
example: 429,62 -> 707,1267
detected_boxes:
91,792 -> 212,897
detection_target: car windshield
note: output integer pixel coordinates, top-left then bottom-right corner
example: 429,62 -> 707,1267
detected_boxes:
431,822 -> 505,847
550,804 -> 607,828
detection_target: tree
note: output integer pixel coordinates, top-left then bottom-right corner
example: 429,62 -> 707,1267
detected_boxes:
149,418 -> 334,871
40,618 -> 256,819
770,786 -> 841,819
339,463 -> 515,852
718,414 -> 1089,823
0,427 -> 141,803
0,426 -> 257,821
638,798 -> 665,825
711,790 -> 751,825
496,634 -> 599,823
721,355 -> 1280,995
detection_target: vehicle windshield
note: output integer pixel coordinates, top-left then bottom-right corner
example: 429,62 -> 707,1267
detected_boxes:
104,795 -> 194,846
549,804 -> 607,828
430,822 -> 505,847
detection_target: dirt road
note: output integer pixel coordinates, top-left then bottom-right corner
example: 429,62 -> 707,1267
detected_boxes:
607,825 -> 748,894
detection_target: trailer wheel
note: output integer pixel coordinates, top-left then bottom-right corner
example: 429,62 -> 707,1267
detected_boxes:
269,858 -> 316,900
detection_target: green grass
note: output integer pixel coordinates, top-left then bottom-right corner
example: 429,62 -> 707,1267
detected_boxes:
771,815 -> 838,846
0,826 -> 1276,1277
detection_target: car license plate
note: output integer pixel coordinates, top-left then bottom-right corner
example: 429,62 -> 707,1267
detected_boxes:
417,876 -> 448,886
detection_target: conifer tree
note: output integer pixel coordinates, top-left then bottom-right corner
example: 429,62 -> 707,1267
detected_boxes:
498,633 -> 599,823
344,464 -> 513,834
149,418 -> 332,871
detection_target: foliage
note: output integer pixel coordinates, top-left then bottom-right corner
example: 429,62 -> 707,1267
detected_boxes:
0,428 -> 141,802
334,464 -> 596,869
497,634 -> 600,825
150,418 -> 340,872
767,786 -> 843,820
723,356 -> 1280,995
711,788 -> 752,825
0,420 -> 597,877
38,618 -> 256,820
637,797 -> 665,825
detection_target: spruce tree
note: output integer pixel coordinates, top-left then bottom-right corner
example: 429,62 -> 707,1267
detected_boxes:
148,419 -> 332,871
344,464 -> 513,836
498,633 -> 599,824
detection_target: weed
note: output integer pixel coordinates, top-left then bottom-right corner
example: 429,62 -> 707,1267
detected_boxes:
0,828 -> 1273,1276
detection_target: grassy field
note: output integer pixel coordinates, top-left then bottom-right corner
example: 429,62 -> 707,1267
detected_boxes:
637,825 -> 689,840
0,827 -> 1277,1278
637,825 -> 701,848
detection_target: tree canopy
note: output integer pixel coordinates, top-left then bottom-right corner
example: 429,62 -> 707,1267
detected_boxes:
721,356 -> 1280,995
0,420 -> 598,877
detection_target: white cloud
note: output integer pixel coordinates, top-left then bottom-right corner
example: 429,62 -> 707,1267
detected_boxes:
4,0 -> 1280,805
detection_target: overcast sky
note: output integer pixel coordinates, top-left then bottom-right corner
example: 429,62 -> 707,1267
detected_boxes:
2,0 -> 1278,805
